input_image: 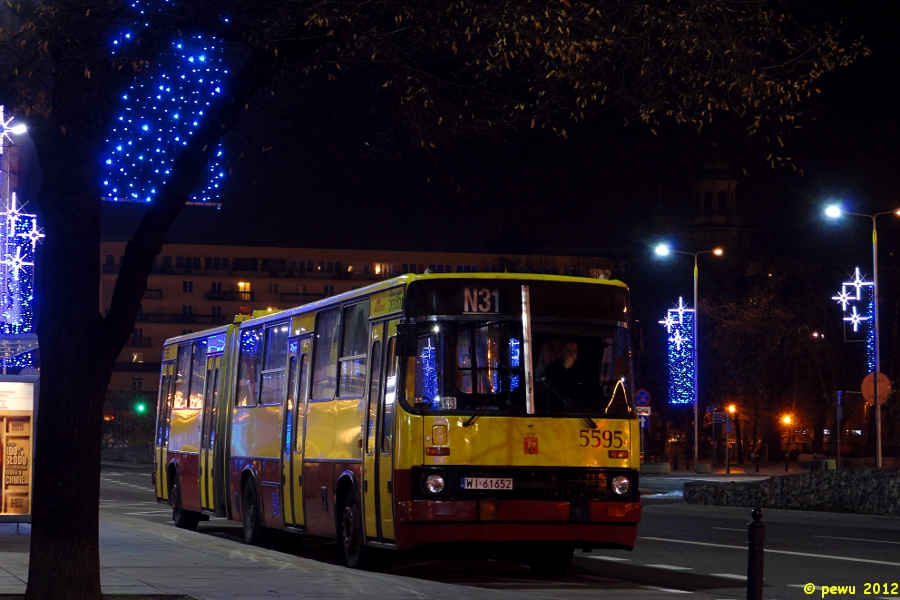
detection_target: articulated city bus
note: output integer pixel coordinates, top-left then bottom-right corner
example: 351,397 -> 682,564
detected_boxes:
154,273 -> 640,573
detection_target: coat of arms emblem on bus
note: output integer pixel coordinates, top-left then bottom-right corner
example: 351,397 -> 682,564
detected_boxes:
524,433 -> 539,455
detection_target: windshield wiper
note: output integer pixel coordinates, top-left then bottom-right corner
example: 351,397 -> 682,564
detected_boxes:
540,377 -> 597,430
463,395 -> 497,428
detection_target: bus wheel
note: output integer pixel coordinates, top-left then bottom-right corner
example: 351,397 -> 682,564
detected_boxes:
338,487 -> 372,569
171,480 -> 200,531
242,480 -> 267,546
528,544 -> 573,576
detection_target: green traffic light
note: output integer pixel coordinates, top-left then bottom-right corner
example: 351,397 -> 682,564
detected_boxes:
135,403 -> 147,414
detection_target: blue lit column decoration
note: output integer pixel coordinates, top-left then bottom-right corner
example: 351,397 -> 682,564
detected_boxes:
103,21 -> 229,203
660,297 -> 695,406
832,267 -> 876,374
0,107 -> 43,370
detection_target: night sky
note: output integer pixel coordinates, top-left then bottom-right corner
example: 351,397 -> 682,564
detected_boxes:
100,1 -> 900,265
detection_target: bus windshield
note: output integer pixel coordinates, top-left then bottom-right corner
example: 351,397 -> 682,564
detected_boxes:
411,320 -> 634,418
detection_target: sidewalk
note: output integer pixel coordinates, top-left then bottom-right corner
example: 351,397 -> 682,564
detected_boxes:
1,514 -> 519,600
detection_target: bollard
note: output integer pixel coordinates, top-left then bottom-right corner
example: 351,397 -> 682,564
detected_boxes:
747,508 -> 764,600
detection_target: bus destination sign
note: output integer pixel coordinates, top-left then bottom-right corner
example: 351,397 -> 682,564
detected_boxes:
462,287 -> 504,315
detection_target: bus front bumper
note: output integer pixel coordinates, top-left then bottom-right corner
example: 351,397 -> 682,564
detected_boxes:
394,499 -> 640,550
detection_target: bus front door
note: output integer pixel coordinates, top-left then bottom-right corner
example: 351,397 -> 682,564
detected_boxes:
282,336 -> 311,527
199,354 -> 221,511
155,360 -> 176,500
363,324 -> 397,541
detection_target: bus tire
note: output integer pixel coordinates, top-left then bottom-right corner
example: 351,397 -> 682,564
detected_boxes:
528,544 -> 573,576
338,487 -> 373,569
171,480 -> 200,531
241,479 -> 268,546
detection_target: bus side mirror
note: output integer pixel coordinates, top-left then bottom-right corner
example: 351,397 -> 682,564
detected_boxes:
395,323 -> 418,357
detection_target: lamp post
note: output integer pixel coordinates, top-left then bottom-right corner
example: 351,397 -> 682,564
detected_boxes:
782,415 -> 793,472
726,404 -> 736,474
655,244 -> 724,472
824,205 -> 900,468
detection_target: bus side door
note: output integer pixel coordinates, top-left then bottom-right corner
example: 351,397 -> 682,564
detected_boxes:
379,334 -> 399,540
199,354 -> 221,511
363,324 -> 383,539
155,359 -> 176,500
282,336 -> 311,527
363,323 -> 398,541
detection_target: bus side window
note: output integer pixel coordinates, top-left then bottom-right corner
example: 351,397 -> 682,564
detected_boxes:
173,344 -> 192,409
338,302 -> 369,398
156,370 -> 172,446
189,339 -> 207,409
312,308 -> 340,400
284,354 -> 297,454
366,340 -> 382,455
237,327 -> 264,407
295,354 -> 309,454
381,338 -> 398,455
260,321 -> 288,405
208,368 -> 219,448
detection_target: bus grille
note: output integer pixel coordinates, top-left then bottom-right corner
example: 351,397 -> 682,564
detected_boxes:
413,467 -> 635,501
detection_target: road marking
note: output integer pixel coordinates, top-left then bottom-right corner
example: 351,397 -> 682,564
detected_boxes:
640,586 -> 692,594
123,510 -> 172,515
712,527 -> 745,532
711,574 -> 746,580
646,564 -> 693,571
640,537 -> 900,567
814,535 -> 900,545
586,556 -> 631,562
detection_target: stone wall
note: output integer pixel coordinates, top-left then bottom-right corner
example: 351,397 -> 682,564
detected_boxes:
684,468 -> 900,515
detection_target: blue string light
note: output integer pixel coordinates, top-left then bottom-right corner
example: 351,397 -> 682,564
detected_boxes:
833,268 -> 875,373
103,6 -> 229,204
660,298 -> 695,405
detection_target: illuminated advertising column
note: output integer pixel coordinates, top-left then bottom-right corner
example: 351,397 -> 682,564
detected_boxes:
0,377 -> 36,521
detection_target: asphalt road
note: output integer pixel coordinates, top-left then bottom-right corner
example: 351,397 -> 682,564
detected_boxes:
100,463 -> 900,599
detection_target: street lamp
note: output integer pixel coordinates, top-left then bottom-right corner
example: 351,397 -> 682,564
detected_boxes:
782,414 -> 793,472
824,204 -> 900,468
654,244 -> 724,472
726,404 -> 736,474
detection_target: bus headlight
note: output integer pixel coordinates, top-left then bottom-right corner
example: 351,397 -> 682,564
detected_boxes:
611,475 -> 630,495
424,474 -> 446,494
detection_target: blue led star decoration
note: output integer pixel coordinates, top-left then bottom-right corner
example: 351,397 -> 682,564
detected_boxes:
0,189 -> 43,368
831,288 -> 854,312
833,267 -> 876,375
844,305 -> 868,332
660,297 -> 695,406
102,33 -> 228,204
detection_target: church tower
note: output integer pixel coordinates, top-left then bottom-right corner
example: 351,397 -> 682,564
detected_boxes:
688,143 -> 751,250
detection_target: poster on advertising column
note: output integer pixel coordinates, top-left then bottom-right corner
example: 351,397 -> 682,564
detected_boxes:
0,378 -> 36,522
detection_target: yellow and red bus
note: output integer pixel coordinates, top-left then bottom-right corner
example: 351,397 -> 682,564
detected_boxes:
154,273 -> 640,573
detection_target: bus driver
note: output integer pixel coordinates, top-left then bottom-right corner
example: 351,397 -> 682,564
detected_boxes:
544,339 -> 581,388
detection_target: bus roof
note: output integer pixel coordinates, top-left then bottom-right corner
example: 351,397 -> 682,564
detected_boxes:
235,272 -> 627,330
162,323 -> 233,347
